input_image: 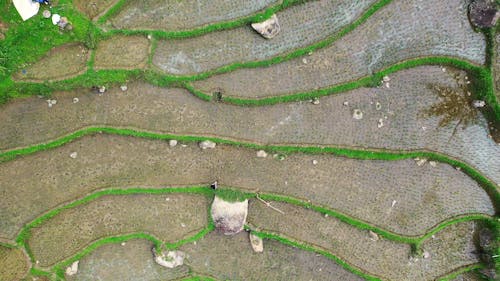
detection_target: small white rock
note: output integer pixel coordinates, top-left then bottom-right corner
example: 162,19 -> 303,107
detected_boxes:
391,200 -> 397,208
429,161 -> 437,167
375,102 -> 382,110
377,118 -> 384,128
249,233 -> 264,253
324,213 -> 329,218
73,97 -> 79,104
472,100 -> 486,108
153,250 -> 185,269
52,14 -> 61,25
311,98 -> 319,105
352,109 -> 363,120
169,140 -> 178,147
121,242 -> 126,246
42,10 -> 51,18
199,140 -> 216,150
422,251 -> 430,259
181,223 -> 186,228
382,75 -> 390,82
415,158 -> 427,166
312,159 -> 318,165
441,67 -> 446,72
256,150 -> 268,158
302,58 -> 308,64
65,261 -> 79,276
343,101 -> 349,106
120,85 -> 128,91
368,230 -> 379,241
385,82 -> 390,88
69,152 -> 78,159
147,34 -> 152,40
98,86 -> 106,93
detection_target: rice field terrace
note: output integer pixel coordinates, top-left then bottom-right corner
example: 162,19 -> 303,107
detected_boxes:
0,0 -> 499,280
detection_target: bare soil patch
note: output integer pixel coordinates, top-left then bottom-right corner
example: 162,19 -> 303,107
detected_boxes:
153,0 -> 376,74
179,231 -> 364,281
74,0 -> 119,20
0,135 -> 492,241
94,35 -> 150,69
106,0 -> 278,31
0,246 -> 29,281
248,201 -> 480,281
1,66 -> 498,185
451,272 -> 483,281
28,193 -> 209,267
192,0 -> 485,98
67,239 -> 189,281
12,44 -> 89,82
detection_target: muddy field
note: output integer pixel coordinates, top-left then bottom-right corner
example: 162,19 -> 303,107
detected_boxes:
74,0 -> 119,20
0,134 -> 493,242
94,35 -> 150,70
106,0 -> 278,31
192,0 -> 485,97
152,0 -> 376,74
0,246 -> 28,280
28,193 -> 209,267
1,67 -> 498,188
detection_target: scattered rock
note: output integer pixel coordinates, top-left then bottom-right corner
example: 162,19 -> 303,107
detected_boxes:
429,161 -> 437,167
422,251 -> 430,259
382,75 -> 391,82
391,200 -> 397,208
210,181 -> 218,190
343,101 -> 349,106
70,152 -> 77,159
98,86 -> 106,94
121,242 -> 126,246
211,196 -> 248,235
414,157 -> 427,166
251,14 -> 280,39
47,99 -> 57,107
65,261 -> 79,276
368,230 -> 379,241
58,17 -> 69,29
324,213 -> 329,218
473,100 -> 486,108
120,85 -> 128,92
153,249 -> 185,268
147,34 -> 152,40
469,0 -> 499,28
72,97 -> 79,104
302,58 -> 308,64
311,97 -> 319,105
42,10 -> 51,18
375,102 -> 382,110
169,139 -> 178,147
51,14 -> 61,25
352,109 -> 363,120
377,118 -> 384,128
441,67 -> 447,72
385,82 -> 390,88
312,159 -> 318,165
199,140 -> 216,150
249,233 -> 264,253
65,24 -> 73,31
256,150 -> 268,158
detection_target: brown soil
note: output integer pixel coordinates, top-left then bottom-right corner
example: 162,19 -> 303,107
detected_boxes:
66,239 -> 189,281
94,35 -> 150,69
73,0 -> 119,20
106,0 -> 278,31
247,201 -> 480,281
12,44 -> 89,82
28,193 -> 209,267
179,231 -> 364,281
0,135 -> 492,241
0,67 -> 498,190
0,246 -> 29,281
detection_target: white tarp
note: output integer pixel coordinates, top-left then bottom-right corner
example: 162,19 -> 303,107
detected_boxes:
13,0 -> 40,21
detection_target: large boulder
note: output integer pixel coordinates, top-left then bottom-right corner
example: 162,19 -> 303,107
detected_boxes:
469,0 -> 499,28
251,14 -> 281,39
211,196 -> 248,235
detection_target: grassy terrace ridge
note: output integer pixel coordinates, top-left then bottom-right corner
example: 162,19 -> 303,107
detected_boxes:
7,185 -> 495,280
97,0 -> 305,38
436,264 -> 486,281
1,126 -> 499,207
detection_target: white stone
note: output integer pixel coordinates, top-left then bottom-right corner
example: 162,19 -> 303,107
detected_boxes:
251,14 -> 280,39
120,85 -> 128,91
352,109 -> 363,120
377,118 -> 384,128
69,152 -> 77,159
153,250 -> 185,269
302,58 -> 308,64
311,98 -> 319,105
121,242 -> 126,246
473,100 -> 486,108
52,14 -> 61,25
312,160 -> 318,165
249,233 -> 263,253
98,86 -> 106,93
343,101 -> 349,106
199,140 -> 216,149
382,75 -> 390,82
369,230 -> 379,241
415,158 -> 427,166
422,251 -> 430,259
72,97 -> 79,104
385,82 -> 390,88
211,196 -> 248,235
429,161 -> 437,167
391,200 -> 397,208
42,10 -> 51,18
375,102 -> 382,110
256,150 -> 268,158
169,140 -> 178,147
65,261 -> 79,276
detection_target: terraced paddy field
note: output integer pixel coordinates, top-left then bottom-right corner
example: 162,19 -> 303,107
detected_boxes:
0,0 -> 499,280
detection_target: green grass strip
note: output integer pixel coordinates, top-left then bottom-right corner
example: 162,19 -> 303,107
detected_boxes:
249,228 -> 382,281
180,276 -> 217,281
436,263 -> 485,281
51,232 -> 163,280
97,0 -> 305,38
2,126 -> 498,210
30,267 -> 52,277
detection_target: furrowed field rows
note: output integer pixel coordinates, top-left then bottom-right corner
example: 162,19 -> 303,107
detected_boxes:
1,66 -> 498,186
248,201 -> 480,281
0,134 -> 493,241
28,193 -> 209,267
191,0 -> 485,98
152,0 -> 377,75
104,0 -> 279,31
